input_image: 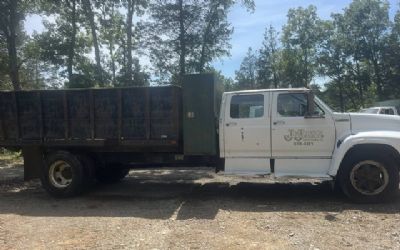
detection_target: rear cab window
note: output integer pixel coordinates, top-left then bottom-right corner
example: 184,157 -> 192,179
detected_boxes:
381,108 -> 395,115
230,94 -> 264,119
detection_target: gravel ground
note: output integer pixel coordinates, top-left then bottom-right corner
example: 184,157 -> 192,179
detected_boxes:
0,154 -> 400,250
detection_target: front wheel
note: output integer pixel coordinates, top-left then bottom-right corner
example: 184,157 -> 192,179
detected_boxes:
41,151 -> 86,198
338,155 -> 399,203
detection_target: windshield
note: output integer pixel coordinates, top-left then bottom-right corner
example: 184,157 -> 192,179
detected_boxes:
315,96 -> 333,114
360,108 -> 380,114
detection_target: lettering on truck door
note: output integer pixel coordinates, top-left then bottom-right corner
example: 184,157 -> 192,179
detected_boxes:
270,92 -> 336,177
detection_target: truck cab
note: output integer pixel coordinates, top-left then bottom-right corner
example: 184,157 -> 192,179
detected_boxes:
220,88 -> 400,202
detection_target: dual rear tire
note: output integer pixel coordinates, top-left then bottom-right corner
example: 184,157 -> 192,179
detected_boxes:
41,151 -> 129,198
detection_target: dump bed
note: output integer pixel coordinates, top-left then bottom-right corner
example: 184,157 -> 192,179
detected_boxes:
0,86 -> 182,152
0,74 -> 222,156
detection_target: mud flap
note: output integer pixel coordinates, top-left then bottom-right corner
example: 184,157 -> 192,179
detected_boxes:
22,147 -> 44,181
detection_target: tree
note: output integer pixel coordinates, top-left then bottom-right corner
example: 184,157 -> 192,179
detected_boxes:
318,16 -> 349,111
197,0 -> 238,73
37,3 -> 97,88
148,0 -> 254,85
122,0 -> 147,86
257,25 -> 280,88
99,0 -> 125,85
346,0 -> 390,100
148,0 -> 203,84
0,0 -> 25,90
67,0 -> 78,84
0,37 -> 11,89
197,0 -> 254,73
382,8 -> 400,99
282,5 -> 324,87
235,47 -> 257,89
82,0 -> 103,85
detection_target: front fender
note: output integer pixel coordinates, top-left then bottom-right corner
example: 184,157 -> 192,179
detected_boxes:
328,131 -> 400,176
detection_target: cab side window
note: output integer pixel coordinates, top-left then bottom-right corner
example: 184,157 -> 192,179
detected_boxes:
230,94 -> 264,119
380,108 -> 394,115
277,93 -> 324,117
277,93 -> 307,117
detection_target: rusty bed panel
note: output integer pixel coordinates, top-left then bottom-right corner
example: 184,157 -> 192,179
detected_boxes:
68,90 -> 91,139
42,91 -> 65,139
0,92 -> 18,140
0,86 -> 182,152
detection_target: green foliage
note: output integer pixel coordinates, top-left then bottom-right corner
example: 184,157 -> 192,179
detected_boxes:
281,5 -> 324,88
235,47 -> 257,90
0,0 -> 399,115
147,0 -> 253,85
235,0 -> 399,112
256,25 -> 281,88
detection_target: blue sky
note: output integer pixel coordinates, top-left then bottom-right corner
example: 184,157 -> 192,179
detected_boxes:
213,0 -> 399,78
25,0 -> 399,80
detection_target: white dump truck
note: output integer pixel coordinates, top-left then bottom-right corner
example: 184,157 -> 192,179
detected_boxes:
1,74 -> 399,203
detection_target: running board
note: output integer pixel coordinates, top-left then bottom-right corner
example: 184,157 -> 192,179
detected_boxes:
218,171 -> 333,181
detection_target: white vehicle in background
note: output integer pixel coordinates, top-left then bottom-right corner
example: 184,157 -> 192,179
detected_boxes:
360,106 -> 399,115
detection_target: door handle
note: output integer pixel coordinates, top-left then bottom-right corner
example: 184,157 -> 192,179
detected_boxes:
226,122 -> 237,127
273,120 -> 285,125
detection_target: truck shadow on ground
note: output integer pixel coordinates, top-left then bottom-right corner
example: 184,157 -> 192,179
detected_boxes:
0,168 -> 400,220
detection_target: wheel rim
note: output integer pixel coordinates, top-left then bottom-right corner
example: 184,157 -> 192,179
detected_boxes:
350,160 -> 389,196
49,160 -> 73,188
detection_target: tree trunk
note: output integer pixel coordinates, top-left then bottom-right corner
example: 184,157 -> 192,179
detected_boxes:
198,30 -> 209,73
178,0 -> 186,81
109,4 -> 116,85
272,71 -> 278,89
67,0 -> 77,83
35,58 -> 39,88
198,4 -> 217,73
126,0 -> 134,85
338,77 -> 344,112
371,55 -> 383,100
109,42 -> 116,85
7,0 -> 20,90
271,45 -> 278,89
304,49 -> 308,87
355,60 -> 364,107
82,0 -> 102,85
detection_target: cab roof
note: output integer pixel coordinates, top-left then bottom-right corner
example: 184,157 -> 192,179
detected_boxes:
225,88 -> 310,95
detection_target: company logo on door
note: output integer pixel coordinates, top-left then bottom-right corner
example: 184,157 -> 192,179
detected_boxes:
284,129 -> 324,146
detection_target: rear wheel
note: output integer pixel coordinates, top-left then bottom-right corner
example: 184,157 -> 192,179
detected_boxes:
41,151 -> 86,198
338,153 -> 399,203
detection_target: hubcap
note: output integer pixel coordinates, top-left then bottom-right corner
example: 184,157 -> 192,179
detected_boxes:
49,161 -> 73,188
350,160 -> 389,196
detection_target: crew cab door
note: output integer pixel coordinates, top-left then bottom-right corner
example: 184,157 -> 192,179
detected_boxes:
223,92 -> 271,174
271,92 -> 336,176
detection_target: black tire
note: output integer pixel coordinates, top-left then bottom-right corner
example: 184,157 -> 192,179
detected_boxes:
338,152 -> 399,203
95,165 -> 129,184
41,151 -> 86,198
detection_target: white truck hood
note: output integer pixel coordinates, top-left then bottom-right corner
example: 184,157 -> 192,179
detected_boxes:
349,113 -> 400,133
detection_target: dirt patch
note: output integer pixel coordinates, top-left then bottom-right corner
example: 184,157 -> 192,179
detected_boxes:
0,155 -> 399,249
